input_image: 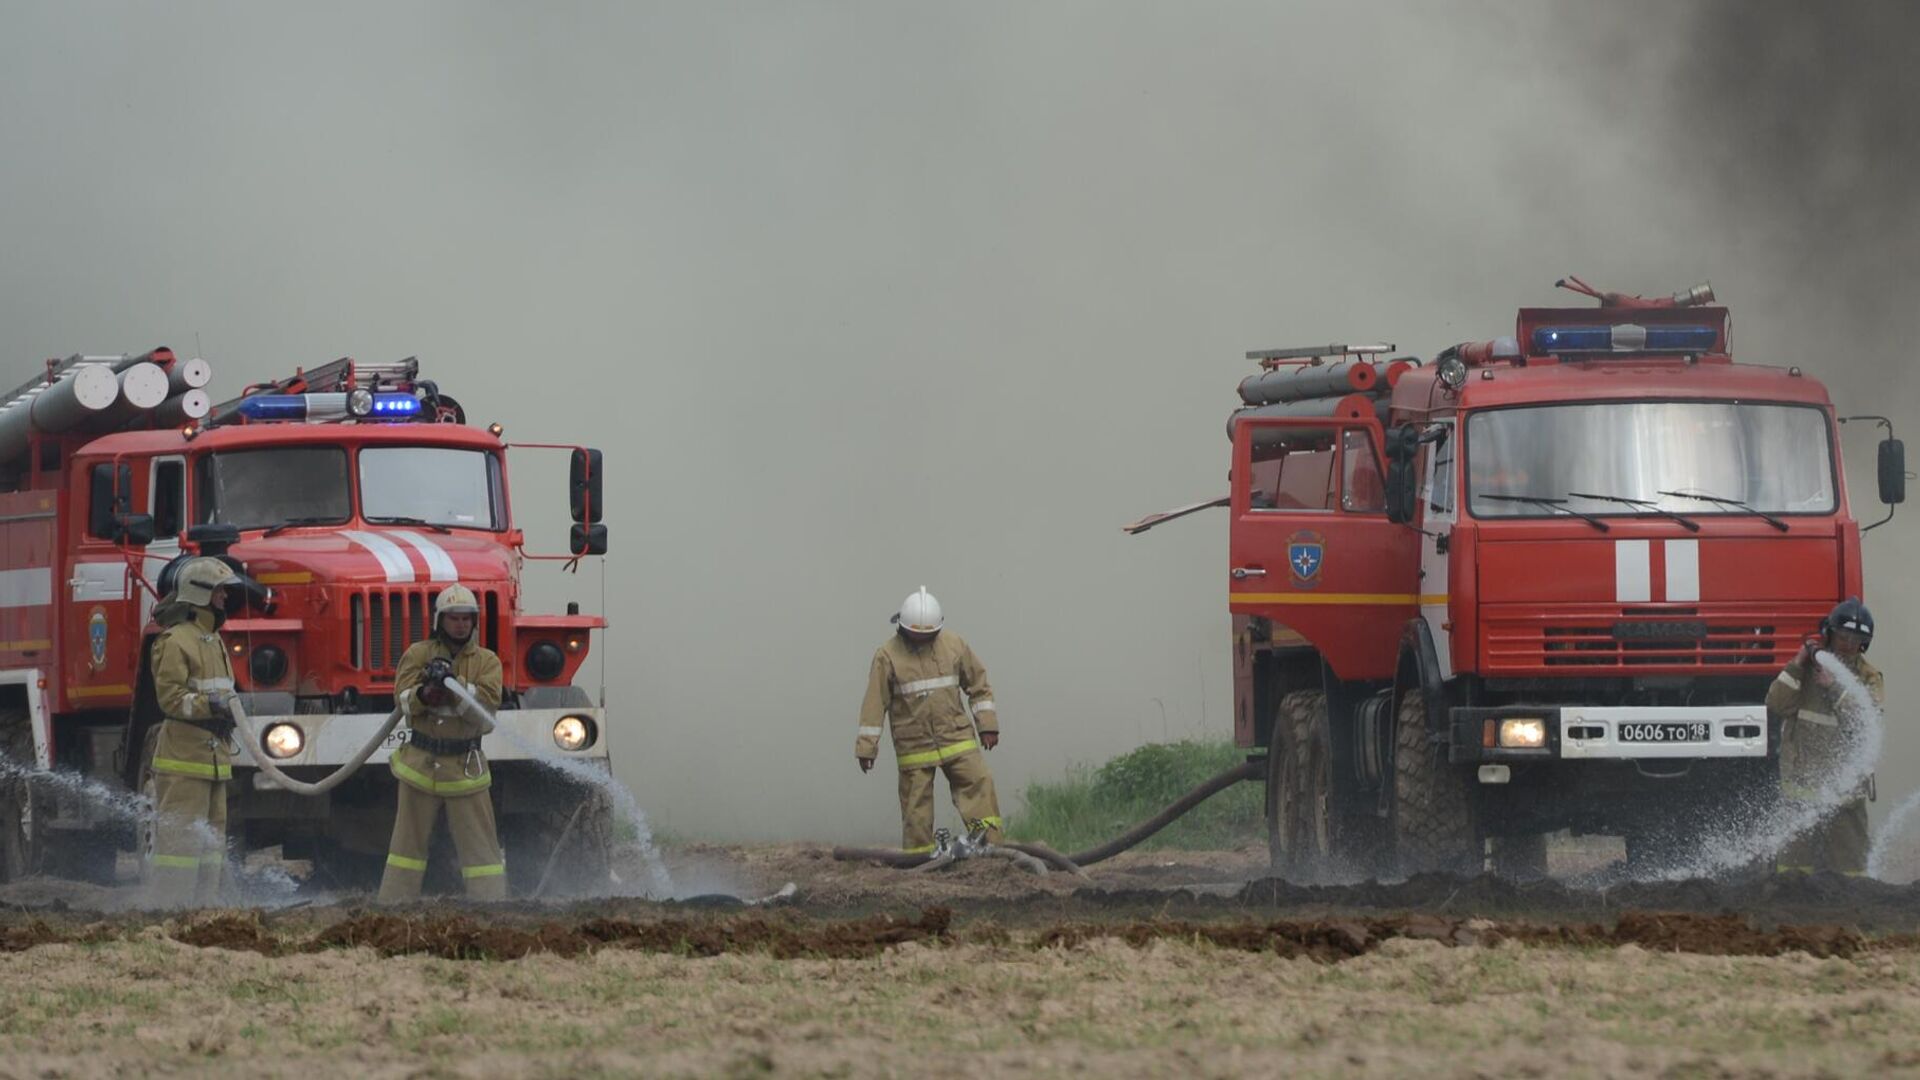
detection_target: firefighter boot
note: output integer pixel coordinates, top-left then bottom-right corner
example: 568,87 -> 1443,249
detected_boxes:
942,750 -> 1003,843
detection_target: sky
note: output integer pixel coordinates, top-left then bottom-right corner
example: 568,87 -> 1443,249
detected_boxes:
0,1 -> 1913,843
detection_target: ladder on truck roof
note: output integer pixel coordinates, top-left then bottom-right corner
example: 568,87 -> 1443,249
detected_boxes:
1245,343 -> 1396,369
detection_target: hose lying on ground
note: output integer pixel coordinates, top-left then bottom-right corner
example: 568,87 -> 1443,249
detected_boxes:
229,673 -> 483,797
832,758 -> 1264,872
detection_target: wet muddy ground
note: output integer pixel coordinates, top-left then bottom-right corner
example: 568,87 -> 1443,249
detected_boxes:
3,845 -> 1919,1076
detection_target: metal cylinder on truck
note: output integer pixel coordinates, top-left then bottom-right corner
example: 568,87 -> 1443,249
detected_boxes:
166,356 -> 212,394
1227,392 -> 1378,449
154,389 -> 212,426
0,364 -> 120,463
1237,358 -> 1379,406
96,362 -> 173,427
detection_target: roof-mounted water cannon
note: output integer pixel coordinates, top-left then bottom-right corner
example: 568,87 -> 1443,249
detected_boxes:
1556,274 -> 1714,309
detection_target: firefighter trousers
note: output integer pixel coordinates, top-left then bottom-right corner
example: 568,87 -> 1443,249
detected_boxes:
1777,796 -> 1870,875
378,783 -> 507,902
150,772 -> 228,908
899,749 -> 1002,853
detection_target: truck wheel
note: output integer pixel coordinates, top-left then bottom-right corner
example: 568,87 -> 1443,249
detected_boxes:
1267,690 -> 1330,879
0,707 -> 32,882
1391,690 -> 1480,876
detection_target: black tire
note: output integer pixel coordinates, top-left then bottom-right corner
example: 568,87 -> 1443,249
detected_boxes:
1489,832 -> 1550,881
1266,690 -> 1330,879
1391,689 -> 1480,875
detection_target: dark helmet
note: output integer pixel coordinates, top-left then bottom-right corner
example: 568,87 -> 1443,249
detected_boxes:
1821,596 -> 1874,651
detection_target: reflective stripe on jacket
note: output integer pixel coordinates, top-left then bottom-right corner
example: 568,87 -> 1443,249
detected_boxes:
856,630 -> 997,766
390,635 -> 504,797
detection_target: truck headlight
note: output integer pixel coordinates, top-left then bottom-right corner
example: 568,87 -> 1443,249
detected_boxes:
263,723 -> 305,759
1498,718 -> 1547,749
553,715 -> 594,751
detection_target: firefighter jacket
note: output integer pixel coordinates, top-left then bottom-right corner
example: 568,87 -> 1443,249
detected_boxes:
1767,651 -> 1884,800
856,630 -> 997,769
149,602 -> 236,781
390,634 -> 503,797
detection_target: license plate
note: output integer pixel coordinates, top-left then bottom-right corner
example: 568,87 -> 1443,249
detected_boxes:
1618,721 -> 1712,743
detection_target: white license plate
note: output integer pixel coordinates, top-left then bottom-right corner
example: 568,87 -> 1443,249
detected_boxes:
1618,721 -> 1712,743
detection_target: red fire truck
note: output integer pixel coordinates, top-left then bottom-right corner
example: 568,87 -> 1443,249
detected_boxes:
1133,281 -> 1906,877
0,351 -> 614,893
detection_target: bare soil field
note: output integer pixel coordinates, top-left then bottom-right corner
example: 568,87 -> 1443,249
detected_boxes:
2,844 -> 1919,1077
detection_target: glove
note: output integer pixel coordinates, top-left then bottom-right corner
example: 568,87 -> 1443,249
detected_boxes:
981,731 -> 999,751
206,689 -> 236,720
419,658 -> 455,706
857,755 -> 874,774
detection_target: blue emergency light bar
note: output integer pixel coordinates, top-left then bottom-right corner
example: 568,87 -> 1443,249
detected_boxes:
235,391 -> 422,422
1532,324 -> 1719,354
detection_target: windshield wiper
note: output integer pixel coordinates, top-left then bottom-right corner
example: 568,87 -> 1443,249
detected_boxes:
364,515 -> 452,534
1656,490 -> 1790,532
1566,492 -> 1701,532
1479,494 -> 1612,532
262,516 -> 340,538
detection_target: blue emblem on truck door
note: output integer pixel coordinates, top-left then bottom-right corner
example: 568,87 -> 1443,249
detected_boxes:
1287,531 -> 1324,587
87,607 -> 109,670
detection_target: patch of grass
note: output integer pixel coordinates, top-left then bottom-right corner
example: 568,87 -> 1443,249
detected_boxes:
1008,739 -> 1263,853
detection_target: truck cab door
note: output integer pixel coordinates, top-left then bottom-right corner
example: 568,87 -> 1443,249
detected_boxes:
64,462 -> 140,707
1229,416 -> 1421,681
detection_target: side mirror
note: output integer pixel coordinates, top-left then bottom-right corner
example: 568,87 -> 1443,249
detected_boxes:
569,523 -> 609,556
570,448 -> 604,524
1384,425 -> 1421,525
1386,459 -> 1417,524
1878,437 -> 1906,506
115,513 -> 156,548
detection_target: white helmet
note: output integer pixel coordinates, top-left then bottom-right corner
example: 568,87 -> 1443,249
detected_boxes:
173,557 -> 240,608
892,586 -> 944,634
434,582 -> 480,631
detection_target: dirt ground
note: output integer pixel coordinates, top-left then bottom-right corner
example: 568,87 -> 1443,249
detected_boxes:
3,843 -> 1920,1077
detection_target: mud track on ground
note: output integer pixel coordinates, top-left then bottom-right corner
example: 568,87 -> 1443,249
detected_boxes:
0,905 -> 1897,964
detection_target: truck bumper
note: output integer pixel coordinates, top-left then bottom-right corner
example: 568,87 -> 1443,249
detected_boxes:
229,707 -> 612,778
1448,704 -> 1768,765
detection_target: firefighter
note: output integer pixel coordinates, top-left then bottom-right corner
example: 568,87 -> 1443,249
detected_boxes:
147,557 -> 242,907
855,587 -> 1003,854
1769,596 -> 1884,875
377,582 -> 507,902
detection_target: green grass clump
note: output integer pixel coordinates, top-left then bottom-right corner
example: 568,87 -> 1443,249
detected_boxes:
1007,739 -> 1263,853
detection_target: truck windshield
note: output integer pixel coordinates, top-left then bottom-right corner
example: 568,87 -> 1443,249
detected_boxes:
1467,401 -> 1835,518
359,447 -> 505,530
196,448 -> 351,529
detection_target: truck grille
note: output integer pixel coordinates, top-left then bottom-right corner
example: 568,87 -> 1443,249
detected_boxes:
348,587 -> 501,678
1481,608 -> 1806,674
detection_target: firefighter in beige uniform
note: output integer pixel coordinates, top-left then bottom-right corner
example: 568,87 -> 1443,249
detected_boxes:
856,588 -> 1003,853
147,557 -> 243,906
1768,597 -> 1883,875
377,583 -> 508,901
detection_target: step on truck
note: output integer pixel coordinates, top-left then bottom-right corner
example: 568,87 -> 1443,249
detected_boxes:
0,351 -> 616,895
1129,280 -> 1906,878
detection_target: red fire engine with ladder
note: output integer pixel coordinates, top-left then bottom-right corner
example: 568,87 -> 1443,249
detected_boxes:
0,350 -> 615,894
1129,280 -> 1907,877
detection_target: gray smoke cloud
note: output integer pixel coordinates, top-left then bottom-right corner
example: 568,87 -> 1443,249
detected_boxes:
0,3 -> 1912,844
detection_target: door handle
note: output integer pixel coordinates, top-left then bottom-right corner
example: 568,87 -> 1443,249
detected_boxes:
1231,567 -> 1267,579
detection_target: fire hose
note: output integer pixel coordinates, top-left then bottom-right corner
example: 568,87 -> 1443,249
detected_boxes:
228,675 -> 489,797
832,758 -> 1264,873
